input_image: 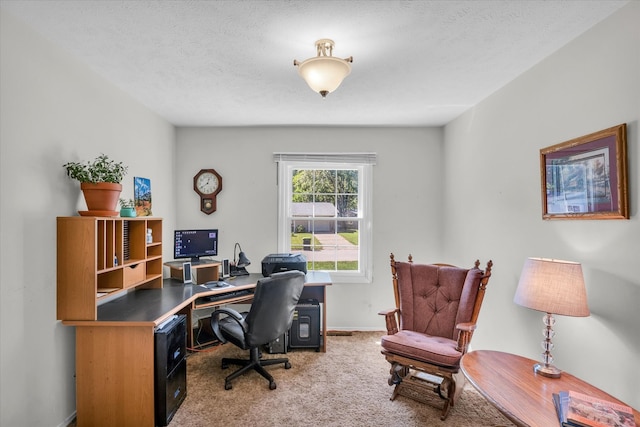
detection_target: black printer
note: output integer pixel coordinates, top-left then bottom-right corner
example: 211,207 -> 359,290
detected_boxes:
261,253 -> 307,277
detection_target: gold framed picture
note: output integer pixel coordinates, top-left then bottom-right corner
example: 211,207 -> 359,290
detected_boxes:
540,124 -> 628,220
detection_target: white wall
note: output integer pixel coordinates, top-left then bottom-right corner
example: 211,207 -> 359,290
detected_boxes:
174,126 -> 444,329
444,2 -> 639,409
2,2 -> 639,425
0,11 -> 176,427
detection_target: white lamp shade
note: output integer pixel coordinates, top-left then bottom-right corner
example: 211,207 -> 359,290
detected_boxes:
514,257 -> 590,317
296,56 -> 352,95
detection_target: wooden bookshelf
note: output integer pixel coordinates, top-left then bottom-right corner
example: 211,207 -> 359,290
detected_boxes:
57,216 -> 163,320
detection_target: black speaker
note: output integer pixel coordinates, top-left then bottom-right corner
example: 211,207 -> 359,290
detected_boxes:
289,299 -> 320,350
155,315 -> 187,426
221,258 -> 230,278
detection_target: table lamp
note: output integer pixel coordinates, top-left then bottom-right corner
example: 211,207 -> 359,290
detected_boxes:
230,242 -> 251,277
513,257 -> 590,378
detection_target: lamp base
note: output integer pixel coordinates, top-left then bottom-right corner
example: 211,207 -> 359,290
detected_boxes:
230,266 -> 249,277
533,363 -> 561,378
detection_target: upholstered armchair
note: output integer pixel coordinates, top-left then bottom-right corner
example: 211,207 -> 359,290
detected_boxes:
379,253 -> 493,420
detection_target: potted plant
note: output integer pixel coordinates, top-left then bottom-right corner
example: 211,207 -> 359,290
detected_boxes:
63,154 -> 128,216
119,198 -> 136,217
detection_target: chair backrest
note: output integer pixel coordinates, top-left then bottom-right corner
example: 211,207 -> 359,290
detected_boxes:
390,254 -> 492,340
244,270 -> 306,347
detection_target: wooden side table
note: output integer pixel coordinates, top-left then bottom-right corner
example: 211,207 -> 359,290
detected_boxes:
460,350 -> 640,427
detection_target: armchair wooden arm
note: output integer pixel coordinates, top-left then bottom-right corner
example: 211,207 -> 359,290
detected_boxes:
455,322 -> 477,353
378,308 -> 400,335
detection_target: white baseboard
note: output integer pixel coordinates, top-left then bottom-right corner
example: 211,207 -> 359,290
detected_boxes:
58,411 -> 76,427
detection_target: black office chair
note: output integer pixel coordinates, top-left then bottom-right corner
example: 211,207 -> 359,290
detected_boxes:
210,270 -> 306,390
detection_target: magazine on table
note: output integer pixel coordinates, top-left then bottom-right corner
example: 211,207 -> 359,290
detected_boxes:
552,390 -> 636,427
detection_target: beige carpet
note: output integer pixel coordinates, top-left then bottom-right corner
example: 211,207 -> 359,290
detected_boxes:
169,331 -> 513,427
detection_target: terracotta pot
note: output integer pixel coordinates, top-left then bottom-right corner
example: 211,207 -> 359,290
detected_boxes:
80,182 -> 122,215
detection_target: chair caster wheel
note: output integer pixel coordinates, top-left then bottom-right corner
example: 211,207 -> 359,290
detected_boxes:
284,361 -> 292,369
221,363 -> 228,369
224,382 -> 232,390
269,381 -> 277,390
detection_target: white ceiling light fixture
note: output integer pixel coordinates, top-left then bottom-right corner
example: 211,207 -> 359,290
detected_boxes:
294,39 -> 353,98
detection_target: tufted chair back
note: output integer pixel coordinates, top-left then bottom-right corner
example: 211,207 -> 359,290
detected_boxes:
394,262 -> 483,340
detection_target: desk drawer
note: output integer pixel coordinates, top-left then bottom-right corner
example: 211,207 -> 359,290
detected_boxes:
124,263 -> 146,287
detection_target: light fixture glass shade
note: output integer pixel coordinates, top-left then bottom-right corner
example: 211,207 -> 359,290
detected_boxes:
514,257 -> 590,317
294,39 -> 352,97
297,56 -> 351,95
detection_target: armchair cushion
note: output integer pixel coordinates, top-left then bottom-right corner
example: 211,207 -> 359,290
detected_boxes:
381,331 -> 461,368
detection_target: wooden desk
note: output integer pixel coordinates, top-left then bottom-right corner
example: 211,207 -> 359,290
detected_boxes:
64,272 -> 331,427
460,350 -> 640,427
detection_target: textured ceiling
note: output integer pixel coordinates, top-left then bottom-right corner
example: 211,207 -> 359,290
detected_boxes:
1,1 -> 629,127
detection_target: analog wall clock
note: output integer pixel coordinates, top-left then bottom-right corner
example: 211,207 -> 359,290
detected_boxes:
193,169 -> 222,214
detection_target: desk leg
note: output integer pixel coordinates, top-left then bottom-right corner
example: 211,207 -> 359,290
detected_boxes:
300,285 -> 327,353
178,304 -> 194,348
75,325 -> 155,427
321,286 -> 327,352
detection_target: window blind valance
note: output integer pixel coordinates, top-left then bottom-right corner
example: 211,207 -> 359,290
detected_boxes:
273,152 -> 377,165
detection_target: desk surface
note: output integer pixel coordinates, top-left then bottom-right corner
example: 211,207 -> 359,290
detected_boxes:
460,350 -> 640,427
70,271 -> 331,326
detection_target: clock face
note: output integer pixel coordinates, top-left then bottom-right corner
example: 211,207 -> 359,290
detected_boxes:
194,169 -> 222,214
196,172 -> 219,195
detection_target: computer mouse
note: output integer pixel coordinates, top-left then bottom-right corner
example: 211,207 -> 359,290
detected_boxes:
208,280 -> 229,287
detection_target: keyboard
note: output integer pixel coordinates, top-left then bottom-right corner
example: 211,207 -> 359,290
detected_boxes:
204,289 -> 253,303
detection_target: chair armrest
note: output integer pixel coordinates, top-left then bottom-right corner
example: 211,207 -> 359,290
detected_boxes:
456,322 -> 477,332
378,308 -> 400,335
455,322 -> 477,353
377,308 -> 398,316
210,307 -> 247,344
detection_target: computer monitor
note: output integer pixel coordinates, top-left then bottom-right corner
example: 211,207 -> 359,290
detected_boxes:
174,229 -> 218,264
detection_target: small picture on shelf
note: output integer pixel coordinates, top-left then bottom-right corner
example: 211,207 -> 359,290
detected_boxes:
134,176 -> 152,216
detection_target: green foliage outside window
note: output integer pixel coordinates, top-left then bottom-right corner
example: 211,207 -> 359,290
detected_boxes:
290,168 -> 360,272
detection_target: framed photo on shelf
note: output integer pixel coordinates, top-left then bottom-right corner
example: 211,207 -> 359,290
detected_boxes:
540,123 -> 628,220
134,176 -> 153,217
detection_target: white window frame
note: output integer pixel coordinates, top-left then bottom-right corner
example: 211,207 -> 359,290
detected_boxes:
274,153 -> 375,283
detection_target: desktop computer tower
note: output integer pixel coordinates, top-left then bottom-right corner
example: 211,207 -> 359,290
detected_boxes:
289,299 -> 321,350
155,315 -> 187,426
266,332 -> 288,354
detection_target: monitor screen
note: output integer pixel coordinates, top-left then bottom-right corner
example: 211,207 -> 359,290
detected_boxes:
174,229 -> 218,263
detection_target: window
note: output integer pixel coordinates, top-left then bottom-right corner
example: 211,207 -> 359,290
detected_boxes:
274,153 -> 375,283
